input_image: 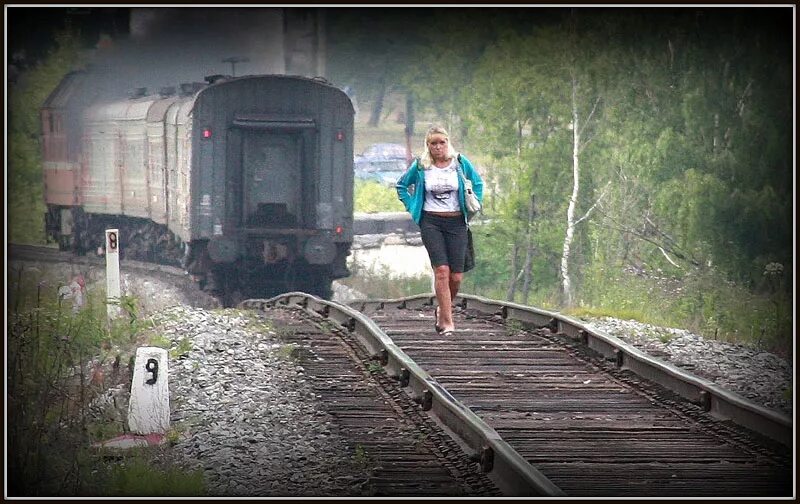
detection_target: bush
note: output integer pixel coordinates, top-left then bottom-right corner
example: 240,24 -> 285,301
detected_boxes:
354,179 -> 405,213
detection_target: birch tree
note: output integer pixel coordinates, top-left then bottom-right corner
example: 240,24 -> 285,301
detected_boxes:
559,71 -> 607,306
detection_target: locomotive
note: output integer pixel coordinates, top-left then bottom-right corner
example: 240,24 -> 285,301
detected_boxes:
41,72 -> 355,304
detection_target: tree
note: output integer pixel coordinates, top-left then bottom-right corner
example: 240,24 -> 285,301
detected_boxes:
8,28 -> 84,244
326,8 -> 427,126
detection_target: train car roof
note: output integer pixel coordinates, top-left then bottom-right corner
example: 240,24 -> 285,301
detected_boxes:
85,95 -> 194,123
42,70 -> 89,110
200,73 -> 347,94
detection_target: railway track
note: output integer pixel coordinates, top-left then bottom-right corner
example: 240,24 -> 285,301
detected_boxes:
259,307 -> 500,496
9,244 -> 793,496
8,243 -> 220,310
8,243 -> 189,277
244,293 -> 793,497
9,244 -> 499,496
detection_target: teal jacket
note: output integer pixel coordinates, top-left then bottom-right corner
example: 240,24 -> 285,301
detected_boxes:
396,154 -> 484,225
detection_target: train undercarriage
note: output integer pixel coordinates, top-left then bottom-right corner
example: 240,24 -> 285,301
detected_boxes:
45,205 -> 342,306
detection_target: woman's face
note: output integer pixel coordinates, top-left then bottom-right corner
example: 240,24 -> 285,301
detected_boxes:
427,133 -> 449,162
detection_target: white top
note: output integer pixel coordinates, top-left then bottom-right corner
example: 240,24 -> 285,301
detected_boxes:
423,158 -> 460,212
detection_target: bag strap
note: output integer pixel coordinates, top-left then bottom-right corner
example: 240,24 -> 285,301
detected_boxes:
455,164 -> 471,188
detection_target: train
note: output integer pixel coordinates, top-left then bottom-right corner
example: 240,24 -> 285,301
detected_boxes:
41,72 -> 355,304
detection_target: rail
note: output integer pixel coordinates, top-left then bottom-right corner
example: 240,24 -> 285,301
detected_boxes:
242,290 -> 792,494
240,292 -> 565,497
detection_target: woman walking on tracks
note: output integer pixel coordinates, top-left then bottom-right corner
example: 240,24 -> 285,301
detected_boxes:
396,125 -> 484,335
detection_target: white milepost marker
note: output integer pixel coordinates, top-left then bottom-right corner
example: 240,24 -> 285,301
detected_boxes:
105,229 -> 121,320
128,347 -> 170,434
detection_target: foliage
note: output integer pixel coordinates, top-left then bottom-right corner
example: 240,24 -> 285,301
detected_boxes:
353,179 -> 405,213
149,334 -> 172,350
8,179 -> 47,245
9,28 -> 85,245
327,9 -> 428,126
342,9 -> 792,352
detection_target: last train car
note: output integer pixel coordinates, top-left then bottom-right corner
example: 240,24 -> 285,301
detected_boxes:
42,73 -> 355,302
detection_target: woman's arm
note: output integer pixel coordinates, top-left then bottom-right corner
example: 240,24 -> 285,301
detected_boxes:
395,160 -> 418,211
460,155 -> 484,202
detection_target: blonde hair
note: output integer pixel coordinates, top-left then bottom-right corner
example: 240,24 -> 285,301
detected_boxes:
419,125 -> 458,169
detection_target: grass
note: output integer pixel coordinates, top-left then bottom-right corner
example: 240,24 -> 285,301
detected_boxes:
564,305 -> 647,324
574,266 -> 792,355
105,457 -> 205,496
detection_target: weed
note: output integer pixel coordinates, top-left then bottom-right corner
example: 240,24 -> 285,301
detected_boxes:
565,305 -> 645,323
277,343 -> 298,361
170,338 -> 193,359
148,334 -> 171,350
165,423 -> 188,446
657,332 -> 673,344
505,319 -> 523,334
414,432 -> 429,452
353,444 -> 371,470
87,420 -> 124,443
245,315 -> 274,334
366,362 -> 383,374
338,254 -> 432,299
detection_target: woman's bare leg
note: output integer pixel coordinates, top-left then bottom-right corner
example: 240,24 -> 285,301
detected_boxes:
434,265 -> 454,331
449,272 -> 463,302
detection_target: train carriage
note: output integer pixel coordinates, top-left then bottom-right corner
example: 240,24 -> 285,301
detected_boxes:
43,73 -> 355,303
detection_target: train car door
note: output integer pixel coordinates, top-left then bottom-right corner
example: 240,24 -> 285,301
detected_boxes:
242,132 -> 302,228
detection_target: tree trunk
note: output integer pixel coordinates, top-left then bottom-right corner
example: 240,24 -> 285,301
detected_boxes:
368,74 -> 387,127
506,242 -> 520,302
521,194 -> 536,304
505,120 -> 529,302
404,93 -> 415,163
561,75 -> 580,307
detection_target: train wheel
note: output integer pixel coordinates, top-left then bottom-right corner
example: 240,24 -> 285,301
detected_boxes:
202,269 -> 222,295
71,208 -> 91,255
297,267 -> 332,299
